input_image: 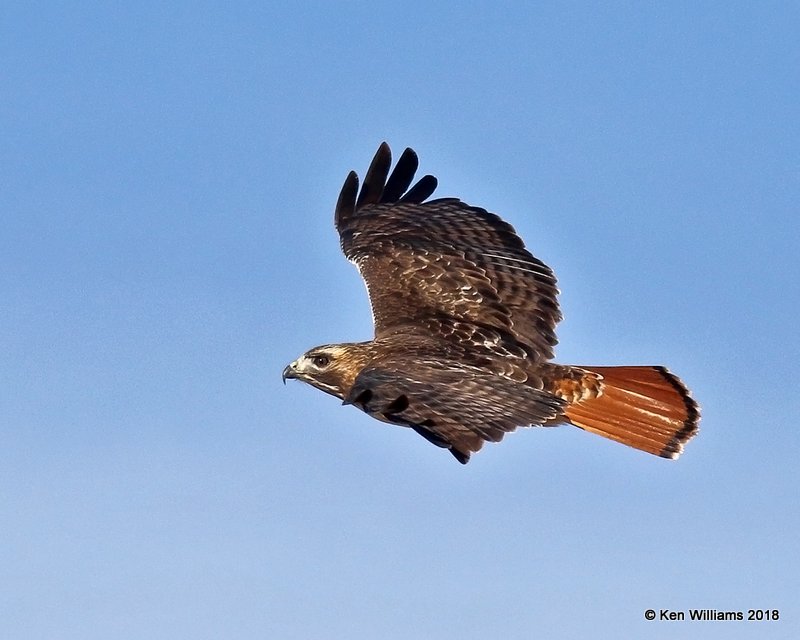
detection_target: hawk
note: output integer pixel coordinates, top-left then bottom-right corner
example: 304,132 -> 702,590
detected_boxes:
282,143 -> 699,464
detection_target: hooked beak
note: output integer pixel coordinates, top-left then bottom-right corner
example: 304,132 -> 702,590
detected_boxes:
282,364 -> 297,384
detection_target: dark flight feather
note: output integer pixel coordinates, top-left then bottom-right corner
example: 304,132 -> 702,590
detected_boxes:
381,147 -> 420,203
356,142 -> 392,209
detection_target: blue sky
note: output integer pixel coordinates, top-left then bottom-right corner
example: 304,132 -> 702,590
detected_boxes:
2,2 -> 798,638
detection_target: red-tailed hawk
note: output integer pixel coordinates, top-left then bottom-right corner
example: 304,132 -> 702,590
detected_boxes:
282,143 -> 699,464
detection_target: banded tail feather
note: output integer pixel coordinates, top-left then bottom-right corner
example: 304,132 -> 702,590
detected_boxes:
563,366 -> 699,459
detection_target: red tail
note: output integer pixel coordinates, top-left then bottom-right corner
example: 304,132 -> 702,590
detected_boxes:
564,366 -> 699,459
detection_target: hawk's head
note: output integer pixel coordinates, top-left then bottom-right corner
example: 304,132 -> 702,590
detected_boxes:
282,343 -> 371,399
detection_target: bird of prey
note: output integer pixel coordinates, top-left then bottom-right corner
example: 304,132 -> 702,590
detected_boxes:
282,143 -> 699,464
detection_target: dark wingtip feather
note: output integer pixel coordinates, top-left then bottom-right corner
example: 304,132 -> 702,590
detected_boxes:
335,171 -> 359,228
356,142 -> 392,209
338,144 -> 440,226
381,147 -> 419,203
400,174 -> 438,204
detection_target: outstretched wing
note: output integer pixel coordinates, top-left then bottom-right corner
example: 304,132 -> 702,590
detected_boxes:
344,358 -> 565,463
335,142 -> 561,361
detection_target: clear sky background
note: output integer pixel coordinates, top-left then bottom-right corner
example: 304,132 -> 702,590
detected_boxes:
2,2 -> 798,639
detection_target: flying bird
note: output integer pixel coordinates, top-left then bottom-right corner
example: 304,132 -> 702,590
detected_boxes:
282,143 -> 699,464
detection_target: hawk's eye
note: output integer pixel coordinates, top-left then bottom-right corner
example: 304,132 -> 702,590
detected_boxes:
311,355 -> 330,368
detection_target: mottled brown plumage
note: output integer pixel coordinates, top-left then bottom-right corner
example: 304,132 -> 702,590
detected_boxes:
283,143 -> 700,463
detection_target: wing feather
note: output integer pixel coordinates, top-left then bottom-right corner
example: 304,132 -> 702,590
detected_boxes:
334,171 -> 358,228
398,174 -> 438,204
345,359 -> 565,463
335,143 -> 561,360
355,142 -> 392,209
381,147 -> 420,203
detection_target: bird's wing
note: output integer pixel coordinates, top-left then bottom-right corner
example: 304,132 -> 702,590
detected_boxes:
335,143 -> 561,361
344,358 -> 565,464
